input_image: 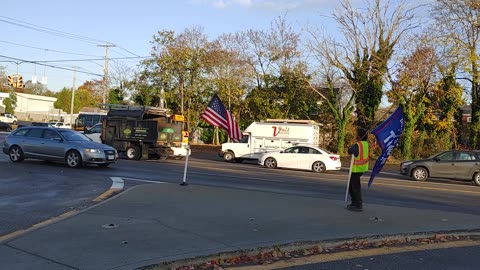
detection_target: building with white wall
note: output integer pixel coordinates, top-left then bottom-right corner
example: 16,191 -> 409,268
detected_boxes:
14,92 -> 57,113
0,92 -> 78,123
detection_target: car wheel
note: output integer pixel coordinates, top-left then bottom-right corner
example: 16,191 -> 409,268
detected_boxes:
65,150 -> 82,168
473,173 -> 480,186
264,157 -> 277,169
312,161 -> 326,173
126,145 -> 141,160
223,151 -> 235,162
9,146 -> 24,162
412,167 -> 428,181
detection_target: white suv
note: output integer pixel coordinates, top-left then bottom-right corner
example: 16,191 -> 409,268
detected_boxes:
0,113 -> 17,124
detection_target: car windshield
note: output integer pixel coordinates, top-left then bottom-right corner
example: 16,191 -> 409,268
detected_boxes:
58,130 -> 91,141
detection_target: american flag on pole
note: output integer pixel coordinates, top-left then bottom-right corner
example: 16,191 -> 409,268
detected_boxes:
201,94 -> 242,142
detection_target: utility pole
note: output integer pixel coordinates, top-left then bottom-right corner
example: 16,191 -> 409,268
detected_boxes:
98,43 -> 116,104
70,66 -> 77,126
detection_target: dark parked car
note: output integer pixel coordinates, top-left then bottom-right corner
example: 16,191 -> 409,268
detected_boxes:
31,122 -> 53,127
0,122 -> 12,132
400,150 -> 480,186
2,126 -> 117,168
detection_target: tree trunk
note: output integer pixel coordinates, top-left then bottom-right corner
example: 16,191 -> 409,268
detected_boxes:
471,58 -> 479,148
215,126 -> 219,145
401,118 -> 415,160
336,119 -> 347,155
399,102 -> 416,160
179,79 -> 184,115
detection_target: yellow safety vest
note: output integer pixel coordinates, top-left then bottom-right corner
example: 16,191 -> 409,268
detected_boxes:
352,141 -> 369,173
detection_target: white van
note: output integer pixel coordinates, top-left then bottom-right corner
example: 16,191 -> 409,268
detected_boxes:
220,119 -> 322,162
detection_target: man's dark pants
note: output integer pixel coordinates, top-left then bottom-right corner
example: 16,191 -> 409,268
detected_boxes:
349,172 -> 363,207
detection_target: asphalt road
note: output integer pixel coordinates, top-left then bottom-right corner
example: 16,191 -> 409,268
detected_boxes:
2,132 -> 480,269
282,244 -> 480,270
2,140 -> 480,236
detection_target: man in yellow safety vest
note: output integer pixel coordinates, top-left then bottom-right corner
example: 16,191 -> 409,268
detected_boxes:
347,128 -> 369,212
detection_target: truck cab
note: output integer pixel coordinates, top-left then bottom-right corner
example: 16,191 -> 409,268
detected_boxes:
100,105 -> 189,160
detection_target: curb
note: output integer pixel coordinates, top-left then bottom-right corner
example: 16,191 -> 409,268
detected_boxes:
151,230 -> 480,270
92,177 -> 124,202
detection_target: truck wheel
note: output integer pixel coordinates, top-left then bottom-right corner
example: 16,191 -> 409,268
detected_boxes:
223,151 -> 235,162
126,145 -> 141,160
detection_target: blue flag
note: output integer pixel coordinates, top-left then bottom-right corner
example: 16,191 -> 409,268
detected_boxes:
368,106 -> 404,187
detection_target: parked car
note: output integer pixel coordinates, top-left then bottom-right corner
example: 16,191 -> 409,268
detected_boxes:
0,122 -> 12,132
2,126 -> 118,168
31,122 -> 54,127
0,113 -> 17,124
400,150 -> 480,186
82,123 -> 102,143
50,122 -> 72,129
258,145 -> 341,173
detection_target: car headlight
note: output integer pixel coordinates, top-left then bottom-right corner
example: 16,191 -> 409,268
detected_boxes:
85,148 -> 101,153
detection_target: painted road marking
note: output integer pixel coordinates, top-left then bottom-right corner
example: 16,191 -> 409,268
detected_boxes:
122,178 -> 165,184
92,177 -> 125,202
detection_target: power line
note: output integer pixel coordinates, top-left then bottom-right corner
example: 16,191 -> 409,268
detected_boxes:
0,39 -> 102,57
0,16 -> 142,57
0,56 -> 146,63
0,16 -> 106,44
116,46 -> 141,57
0,54 -> 103,77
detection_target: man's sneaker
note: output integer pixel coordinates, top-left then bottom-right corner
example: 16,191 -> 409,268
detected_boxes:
346,205 -> 363,212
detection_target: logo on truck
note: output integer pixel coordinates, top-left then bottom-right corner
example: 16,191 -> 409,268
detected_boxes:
272,126 -> 290,137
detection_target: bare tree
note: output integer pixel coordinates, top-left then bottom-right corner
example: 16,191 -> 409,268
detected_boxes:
303,39 -> 356,154
317,0 -> 419,130
307,0 -> 418,152
109,61 -> 136,100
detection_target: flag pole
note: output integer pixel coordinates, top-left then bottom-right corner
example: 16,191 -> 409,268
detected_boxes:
180,145 -> 190,186
344,154 -> 355,205
179,119 -> 201,187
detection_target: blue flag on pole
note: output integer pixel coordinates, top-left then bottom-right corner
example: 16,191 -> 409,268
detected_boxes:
368,106 -> 404,187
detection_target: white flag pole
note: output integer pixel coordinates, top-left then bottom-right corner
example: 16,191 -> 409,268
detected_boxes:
180,146 -> 190,186
344,154 -> 355,205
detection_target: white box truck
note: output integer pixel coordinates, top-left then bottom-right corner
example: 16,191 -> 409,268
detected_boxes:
220,119 -> 321,162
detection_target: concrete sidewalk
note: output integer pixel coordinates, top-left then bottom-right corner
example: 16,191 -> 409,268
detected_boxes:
1,183 -> 480,270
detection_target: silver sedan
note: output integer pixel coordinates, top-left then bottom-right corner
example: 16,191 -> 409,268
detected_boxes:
2,126 -> 118,168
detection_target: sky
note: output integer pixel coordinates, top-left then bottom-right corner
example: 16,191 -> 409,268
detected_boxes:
0,0 -> 345,92
0,0 -> 429,92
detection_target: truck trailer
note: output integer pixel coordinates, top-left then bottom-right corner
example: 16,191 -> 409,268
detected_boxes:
101,105 -> 189,160
220,119 -> 321,162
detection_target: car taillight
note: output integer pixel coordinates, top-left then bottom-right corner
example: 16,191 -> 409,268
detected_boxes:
329,156 -> 338,161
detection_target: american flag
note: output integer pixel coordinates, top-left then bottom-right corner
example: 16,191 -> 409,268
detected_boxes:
201,94 -> 242,142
